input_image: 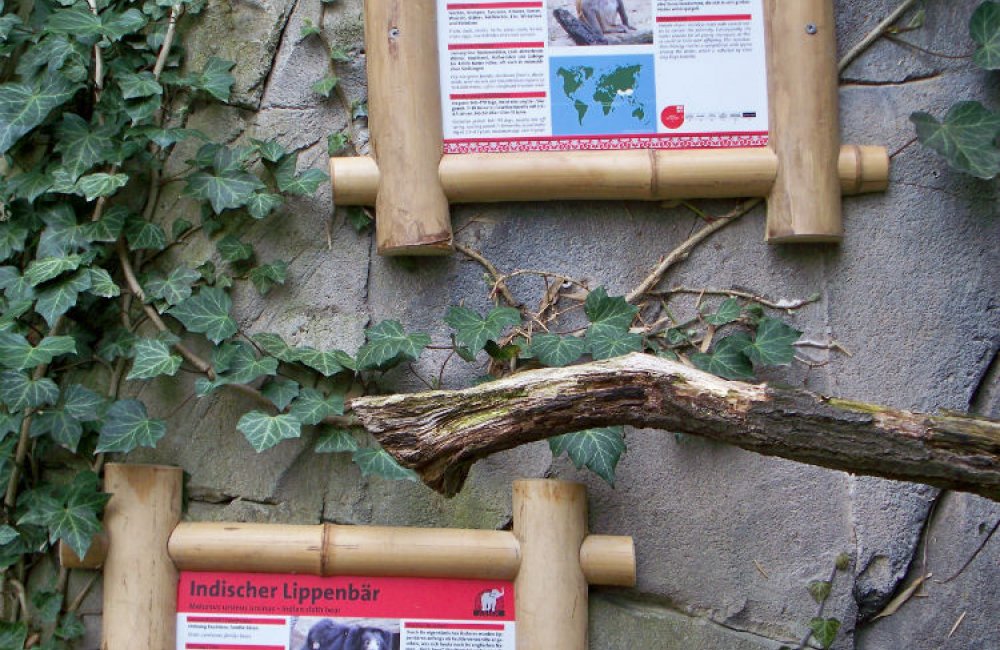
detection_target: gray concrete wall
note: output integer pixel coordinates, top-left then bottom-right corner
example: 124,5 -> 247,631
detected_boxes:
74,1 -> 999,648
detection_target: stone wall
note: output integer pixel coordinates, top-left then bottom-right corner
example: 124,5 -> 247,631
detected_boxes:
73,1 -> 999,648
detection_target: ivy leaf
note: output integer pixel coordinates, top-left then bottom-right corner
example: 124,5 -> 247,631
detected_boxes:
45,471 -> 109,561
35,270 -> 92,326
911,102 -> 1000,179
247,192 -> 283,219
56,612 -> 86,641
168,287 -> 237,344
0,622 -> 26,650
808,580 -> 832,605
0,371 -> 60,410
746,317 -> 801,367
252,332 -> 299,363
62,384 -> 105,421
528,333 -> 585,367
32,590 -> 62,624
549,426 -> 626,486
125,220 -> 167,251
237,411 -> 302,452
6,170 -> 53,203
96,399 -> 166,453
0,223 -> 28,263
217,342 -> 278,384
54,114 -> 116,178
296,346 -> 354,376
32,409 -> 83,451
346,206 -> 372,233
586,326 -> 642,360
808,618 -> 841,649
691,333 -> 754,380
37,205 -> 89,258
315,428 -> 359,453
124,94 -> 161,126
101,8 -> 147,41
288,388 -> 344,426
705,297 -> 742,326
127,338 -> 182,380
96,328 -> 137,361
252,138 -> 286,163
117,71 -> 162,100
185,170 -> 265,213
75,172 -> 129,201
311,75 -> 339,98
0,525 -> 18,545
356,320 -> 430,371
0,73 -> 78,155
352,447 -> 418,481
186,57 -> 236,102
249,261 -> 288,296
585,287 -> 638,330
444,305 -> 520,353
146,266 -> 200,306
274,154 -> 329,196
971,1 -> 1000,69
0,332 -> 76,370
46,7 -> 103,36
24,254 -> 84,286
87,268 -> 120,297
86,205 -> 127,242
217,235 -> 253,262
261,378 -> 299,411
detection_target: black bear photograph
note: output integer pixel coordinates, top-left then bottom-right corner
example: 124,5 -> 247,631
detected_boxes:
294,618 -> 400,650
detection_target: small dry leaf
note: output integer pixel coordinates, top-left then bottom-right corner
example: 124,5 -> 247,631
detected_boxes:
872,573 -> 931,620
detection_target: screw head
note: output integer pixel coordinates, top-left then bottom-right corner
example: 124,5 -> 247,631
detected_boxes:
805,23 -> 818,35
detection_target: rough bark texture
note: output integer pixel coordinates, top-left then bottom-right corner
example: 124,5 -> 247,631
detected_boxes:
350,353 -> 1000,499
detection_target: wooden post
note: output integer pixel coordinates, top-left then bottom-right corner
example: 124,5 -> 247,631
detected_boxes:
365,0 -> 452,256
101,464 -> 182,650
764,0 -> 843,242
513,479 -> 589,650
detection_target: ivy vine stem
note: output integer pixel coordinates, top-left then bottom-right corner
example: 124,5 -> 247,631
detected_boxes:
838,0 -> 922,73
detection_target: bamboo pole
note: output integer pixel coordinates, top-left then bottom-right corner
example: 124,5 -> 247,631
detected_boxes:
102,464 -> 182,650
329,145 -> 888,205
513,480 -> 589,650
66,521 -> 636,587
764,0 -> 843,242
365,0 -> 452,255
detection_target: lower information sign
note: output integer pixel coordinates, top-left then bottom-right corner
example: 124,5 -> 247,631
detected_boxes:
176,572 -> 515,650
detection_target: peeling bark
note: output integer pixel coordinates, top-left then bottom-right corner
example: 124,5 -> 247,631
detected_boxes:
350,354 -> 1000,500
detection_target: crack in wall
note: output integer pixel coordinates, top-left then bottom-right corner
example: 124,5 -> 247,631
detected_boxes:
252,0 -> 300,110
840,71 -> 943,88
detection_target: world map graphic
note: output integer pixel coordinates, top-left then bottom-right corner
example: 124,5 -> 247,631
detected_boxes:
550,56 -> 655,136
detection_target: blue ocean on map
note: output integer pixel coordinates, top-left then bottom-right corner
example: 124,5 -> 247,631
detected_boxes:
549,53 -> 656,137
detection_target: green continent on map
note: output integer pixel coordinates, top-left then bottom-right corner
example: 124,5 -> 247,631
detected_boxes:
593,65 -> 641,116
555,63 -> 647,127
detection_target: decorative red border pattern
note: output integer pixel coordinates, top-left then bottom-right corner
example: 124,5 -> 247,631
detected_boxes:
443,132 -> 769,153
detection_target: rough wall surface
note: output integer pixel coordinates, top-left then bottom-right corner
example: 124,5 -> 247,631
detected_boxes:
73,0 -> 998,648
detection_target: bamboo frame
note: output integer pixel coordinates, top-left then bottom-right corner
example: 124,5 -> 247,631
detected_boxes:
338,0 -> 888,254
64,464 -> 636,650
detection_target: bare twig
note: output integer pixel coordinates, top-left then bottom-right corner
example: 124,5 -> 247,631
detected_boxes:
455,243 -> 519,308
838,0 -> 921,73
941,518 -> 999,583
651,286 -> 821,312
153,5 -> 182,80
627,199 -> 761,303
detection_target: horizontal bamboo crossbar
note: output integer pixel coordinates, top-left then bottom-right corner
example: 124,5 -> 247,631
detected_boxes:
61,521 -> 636,587
330,145 -> 888,206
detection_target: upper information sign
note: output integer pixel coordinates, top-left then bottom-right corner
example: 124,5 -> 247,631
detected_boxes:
439,0 -> 769,153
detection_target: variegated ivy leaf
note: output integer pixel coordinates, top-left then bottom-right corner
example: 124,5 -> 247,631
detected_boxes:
315,428 -> 359,453
96,399 -> 166,453
217,235 -> 253,263
126,338 -> 182,380
528,333 -> 585,367
585,326 -> 642,361
971,0 -> 1000,69
549,426 -> 626,485
251,332 -> 299,363
691,333 -> 754,380
62,384 -> 106,421
745,317 -> 801,367
31,409 -> 83,452
54,113 -> 117,179
75,172 -> 129,201
274,153 -> 329,196
444,305 -> 520,353
0,332 -> 76,370
585,287 -> 637,330
0,72 -> 79,155
0,371 -> 60,410
24,254 -> 84,286
704,297 -> 742,326
248,261 -> 287,295
185,170 -> 265,214
911,101 -> 1000,179
288,388 -> 344,426
261,378 -> 300,411
0,223 -> 29,263
246,192 -> 284,220
167,287 -> 237,344
145,266 -> 201,307
87,268 -> 120,297
35,270 -> 92,326
125,220 -> 166,251
352,447 -> 418,481
356,320 -> 430,371
296,347 -> 355,376
237,411 -> 301,452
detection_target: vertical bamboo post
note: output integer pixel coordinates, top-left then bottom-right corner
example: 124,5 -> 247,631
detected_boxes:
365,0 -> 452,256
102,464 -> 182,650
513,480 -> 589,650
764,0 -> 843,242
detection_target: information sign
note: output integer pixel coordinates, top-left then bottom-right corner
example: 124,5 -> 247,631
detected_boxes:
439,0 -> 769,152
176,572 -> 516,650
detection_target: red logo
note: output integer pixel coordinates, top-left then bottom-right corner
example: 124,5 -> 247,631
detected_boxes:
474,587 -> 506,617
661,105 -> 685,129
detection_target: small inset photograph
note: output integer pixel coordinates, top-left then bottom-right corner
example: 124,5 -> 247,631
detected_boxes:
549,53 -> 656,136
290,617 -> 400,650
548,0 -> 654,47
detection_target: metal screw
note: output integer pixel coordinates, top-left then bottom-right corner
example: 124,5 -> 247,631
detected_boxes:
389,27 -> 400,38
805,23 -> 818,35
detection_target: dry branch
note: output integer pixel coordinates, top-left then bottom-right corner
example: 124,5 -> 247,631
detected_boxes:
350,353 -> 1000,500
